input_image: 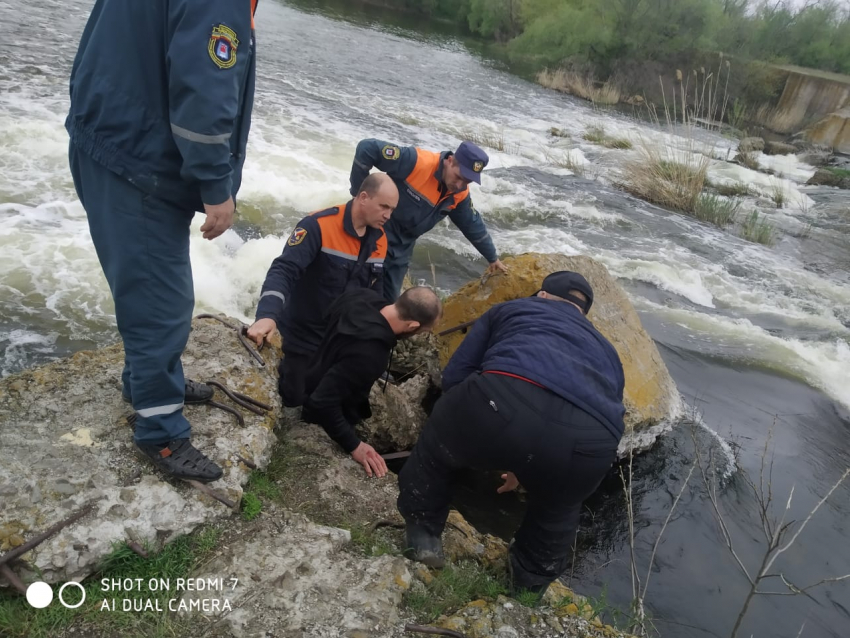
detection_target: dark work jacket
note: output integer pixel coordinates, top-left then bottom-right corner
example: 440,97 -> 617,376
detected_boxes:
66,0 -> 257,211
349,138 -> 497,269
301,289 -> 397,453
442,297 -> 626,440
255,202 -> 387,354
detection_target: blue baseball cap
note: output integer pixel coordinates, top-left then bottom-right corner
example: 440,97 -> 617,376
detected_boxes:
454,141 -> 489,184
533,271 -> 594,314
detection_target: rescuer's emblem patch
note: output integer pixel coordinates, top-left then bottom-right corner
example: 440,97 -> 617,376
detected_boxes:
209,24 -> 239,69
288,227 -> 308,246
382,145 -> 401,160
472,161 -> 484,173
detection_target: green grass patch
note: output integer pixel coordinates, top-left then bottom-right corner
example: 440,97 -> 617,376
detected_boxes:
240,492 -> 262,521
0,527 -> 222,638
693,193 -> 741,226
739,210 -> 776,246
346,525 -> 398,558
403,561 -> 507,622
709,180 -> 752,197
824,167 -> 850,179
582,126 -> 632,149
583,126 -> 606,144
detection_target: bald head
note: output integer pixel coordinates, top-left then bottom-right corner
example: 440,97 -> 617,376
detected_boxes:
353,173 -> 398,231
357,172 -> 397,198
381,286 -> 442,338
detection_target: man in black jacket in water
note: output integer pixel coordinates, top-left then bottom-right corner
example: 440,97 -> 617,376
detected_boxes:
301,286 -> 442,477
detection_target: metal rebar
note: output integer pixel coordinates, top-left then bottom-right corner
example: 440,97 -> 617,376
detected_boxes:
195,314 -> 265,366
404,625 -> 466,638
195,313 -> 241,331
229,390 -> 272,412
206,381 -> 266,415
436,319 -> 478,338
0,564 -> 27,594
127,541 -> 148,559
235,454 -> 257,470
207,400 -> 245,427
184,480 -> 238,511
381,451 -> 412,461
0,502 -> 95,567
238,327 -> 266,367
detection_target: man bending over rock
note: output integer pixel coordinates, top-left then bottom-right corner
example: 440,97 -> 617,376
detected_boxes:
301,286 -> 442,477
397,271 -> 625,597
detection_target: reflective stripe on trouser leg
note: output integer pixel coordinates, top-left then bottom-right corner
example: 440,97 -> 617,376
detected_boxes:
69,144 -> 195,445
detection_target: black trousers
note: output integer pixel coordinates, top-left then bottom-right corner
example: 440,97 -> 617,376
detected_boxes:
277,349 -> 312,408
397,372 -> 620,591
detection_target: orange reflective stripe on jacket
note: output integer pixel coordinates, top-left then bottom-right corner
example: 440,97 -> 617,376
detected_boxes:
404,149 -> 469,211
312,205 -> 387,262
251,0 -> 258,29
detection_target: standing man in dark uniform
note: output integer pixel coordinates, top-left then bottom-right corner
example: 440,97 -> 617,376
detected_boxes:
397,272 -> 625,597
66,0 -> 259,482
349,139 -> 508,301
246,174 -> 398,409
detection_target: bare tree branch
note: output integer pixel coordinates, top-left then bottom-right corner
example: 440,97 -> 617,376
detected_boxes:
764,469 -> 850,574
641,459 -> 697,600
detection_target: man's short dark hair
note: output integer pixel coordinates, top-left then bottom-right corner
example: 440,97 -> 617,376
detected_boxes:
357,173 -> 385,198
396,286 -> 441,327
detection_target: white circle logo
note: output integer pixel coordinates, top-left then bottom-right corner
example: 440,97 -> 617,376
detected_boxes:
26,581 -> 53,608
58,582 -> 86,609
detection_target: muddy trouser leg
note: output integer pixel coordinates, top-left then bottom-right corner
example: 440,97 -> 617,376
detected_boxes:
277,348 -> 312,408
398,371 -> 538,536
398,372 -> 619,591
69,143 -> 194,446
503,376 -> 620,593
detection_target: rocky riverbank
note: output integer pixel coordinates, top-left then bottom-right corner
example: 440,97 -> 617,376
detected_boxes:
0,254 -> 672,637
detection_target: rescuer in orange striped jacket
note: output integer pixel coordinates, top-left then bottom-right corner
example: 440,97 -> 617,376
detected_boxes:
350,139 -> 508,301
246,174 -> 398,408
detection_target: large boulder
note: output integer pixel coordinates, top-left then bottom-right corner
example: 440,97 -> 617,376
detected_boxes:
436,254 -> 681,436
738,137 -> 765,153
0,315 -> 281,584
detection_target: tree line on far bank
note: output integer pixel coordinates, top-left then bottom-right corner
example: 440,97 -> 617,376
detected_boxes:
378,0 -> 850,78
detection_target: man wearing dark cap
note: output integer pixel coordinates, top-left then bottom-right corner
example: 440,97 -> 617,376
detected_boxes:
350,138 -> 508,301
397,271 -> 625,598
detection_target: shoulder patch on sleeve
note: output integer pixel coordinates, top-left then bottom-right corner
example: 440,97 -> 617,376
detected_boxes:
288,227 -> 308,246
209,24 -> 239,69
381,145 -> 401,160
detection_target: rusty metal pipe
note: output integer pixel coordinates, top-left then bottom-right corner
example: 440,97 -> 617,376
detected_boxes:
195,314 -> 265,366
0,502 -> 95,567
127,541 -> 149,559
206,381 -> 266,415
436,319 -> 478,338
184,480 -> 238,511
229,390 -> 272,412
207,400 -> 245,427
0,564 -> 27,594
235,454 -> 257,470
380,451 -> 412,461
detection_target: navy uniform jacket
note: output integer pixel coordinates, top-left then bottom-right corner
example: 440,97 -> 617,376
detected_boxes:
255,202 -> 387,355
349,138 -> 498,266
66,0 -> 257,211
443,297 -> 626,440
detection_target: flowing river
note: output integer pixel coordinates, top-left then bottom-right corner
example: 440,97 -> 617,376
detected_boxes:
2,1 -> 849,636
